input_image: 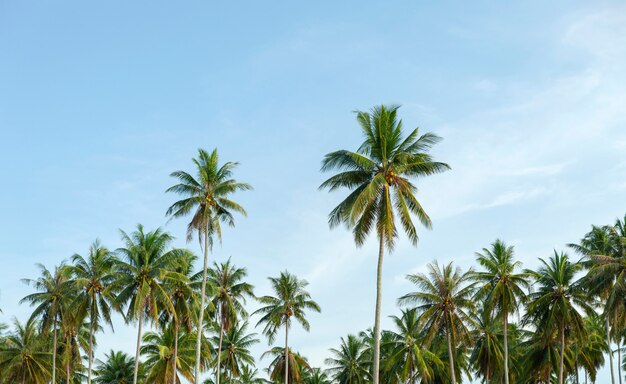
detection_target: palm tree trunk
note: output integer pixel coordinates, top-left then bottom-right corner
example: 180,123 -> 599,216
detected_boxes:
88,319 -> 94,384
372,231 -> 385,384
52,317 -> 57,384
66,331 -> 71,384
446,319 -> 457,384
195,228 -> 210,384
22,366 -> 26,384
576,361 -> 580,384
284,319 -> 289,384
503,310 -> 509,384
172,321 -> 179,384
618,340 -> 623,384
133,314 -> 143,384
608,316 -> 616,384
216,319 -> 224,384
559,323 -> 565,384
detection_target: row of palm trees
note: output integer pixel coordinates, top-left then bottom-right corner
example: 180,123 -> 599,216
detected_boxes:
1,104 -> 624,383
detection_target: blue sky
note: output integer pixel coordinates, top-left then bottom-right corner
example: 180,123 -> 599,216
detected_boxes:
1,1 -> 626,382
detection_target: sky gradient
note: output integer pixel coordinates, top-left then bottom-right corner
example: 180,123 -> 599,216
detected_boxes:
1,1 -> 626,382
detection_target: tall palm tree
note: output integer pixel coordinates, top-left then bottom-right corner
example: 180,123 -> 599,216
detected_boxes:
20,263 -> 72,384
236,365 -> 271,384
574,314 -> 606,384
166,148 -> 252,384
398,261 -> 475,384
386,308 -> 442,383
67,240 -> 116,384
0,318 -> 51,384
60,307 -> 90,384
215,321 -> 259,383
94,350 -> 144,384
569,224 -> 618,384
208,259 -> 254,384
320,104 -> 449,384
325,334 -> 371,384
523,251 -> 592,384
254,272 -> 320,384
112,225 -> 186,384
262,347 -> 312,384
472,239 -> 530,384
303,368 -> 331,384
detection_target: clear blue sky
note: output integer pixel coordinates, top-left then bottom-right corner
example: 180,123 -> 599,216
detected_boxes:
1,1 -> 625,382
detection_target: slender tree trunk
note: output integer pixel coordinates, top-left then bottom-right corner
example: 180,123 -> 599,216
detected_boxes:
22,366 -> 26,384
52,318 -> 57,384
172,321 -> 179,384
372,231 -> 385,384
576,361 -> 580,384
88,319 -> 94,384
618,340 -> 623,384
133,314 -> 143,384
284,318 -> 289,384
503,310 -> 509,384
446,319 -> 457,384
607,316 -> 616,384
585,369 -> 588,384
216,319 -> 224,384
559,323 -> 565,384
194,228 -> 210,384
66,332 -> 71,384
229,365 -> 233,384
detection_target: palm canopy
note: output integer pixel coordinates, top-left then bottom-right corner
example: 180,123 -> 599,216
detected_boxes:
215,320 -> 259,380
166,148 -> 252,245
0,317 -> 51,383
319,104 -> 449,248
398,262 -> 476,346
262,347 -> 312,384
325,334 -> 371,384
254,272 -> 321,343
112,225 -> 188,324
209,259 -> 255,334
94,350 -> 144,384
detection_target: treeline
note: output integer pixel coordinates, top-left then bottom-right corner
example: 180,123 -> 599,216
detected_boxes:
0,105 -> 623,384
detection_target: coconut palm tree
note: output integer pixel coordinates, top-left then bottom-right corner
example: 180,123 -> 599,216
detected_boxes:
472,239 -> 530,384
141,324 -> 209,384
94,350 -> 144,384
0,318 -> 51,384
262,347 -> 312,384
215,321 -> 259,383
166,148 -> 252,384
303,368 -> 331,384
569,224 -> 618,384
325,334 -> 370,384
160,250 -> 199,384
112,225 -> 187,384
398,261 -> 475,384
67,240 -> 116,384
523,251 -> 592,384
60,307 -> 90,383
574,314 -> 606,384
236,365 -> 271,384
320,104 -> 449,384
209,259 -> 254,384
20,263 -> 72,384
386,308 -> 442,383
254,272 -> 320,384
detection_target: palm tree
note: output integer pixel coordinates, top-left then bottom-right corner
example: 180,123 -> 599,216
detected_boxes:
262,347 -> 312,384
236,365 -> 271,384
67,240 -> 116,384
386,308 -> 442,383
161,250 -> 199,384
574,314 -> 606,384
60,307 -> 90,383
523,251 -> 592,384
325,334 -> 370,384
166,148 -> 252,384
398,261 -> 475,384
303,368 -> 331,384
254,272 -> 320,384
112,225 -> 187,384
209,259 -> 254,384
472,239 -> 530,384
20,263 -> 72,384
141,324 -> 209,384
0,318 -> 51,384
94,350 -> 144,384
215,321 -> 259,383
319,104 -> 449,384
569,224 -> 618,384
